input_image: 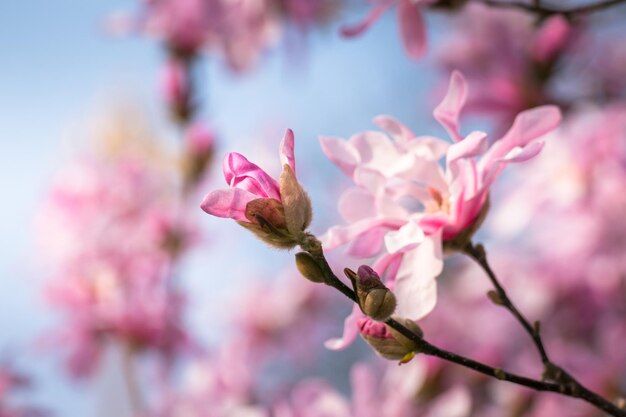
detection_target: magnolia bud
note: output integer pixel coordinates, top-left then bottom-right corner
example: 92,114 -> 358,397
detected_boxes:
295,252 -> 325,283
279,164 -> 313,239
358,317 -> 420,362
161,59 -> 193,122
182,123 -> 215,189
346,266 -> 396,321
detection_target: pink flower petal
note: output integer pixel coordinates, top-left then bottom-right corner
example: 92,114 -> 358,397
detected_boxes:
200,188 -> 258,221
322,217 -> 404,250
223,153 -> 281,200
373,115 -> 415,144
347,227 -> 388,258
279,128 -> 296,173
398,0 -> 427,59
434,71 -> 468,142
340,1 -> 394,37
532,15 -> 571,63
393,233 -> 442,318
338,188 -> 377,222
319,136 -> 361,176
324,305 -> 364,350
384,220 -> 425,254
499,140 -> 545,163
447,131 -> 488,164
479,105 -> 561,183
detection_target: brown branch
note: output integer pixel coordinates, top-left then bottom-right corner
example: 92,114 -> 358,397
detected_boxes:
462,241 -> 625,417
298,233 -> 626,417
474,0 -> 626,17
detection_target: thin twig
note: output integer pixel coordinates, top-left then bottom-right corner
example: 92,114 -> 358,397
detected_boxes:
475,0 -> 626,17
463,243 -> 550,365
462,241 -> 625,417
298,234 -> 626,417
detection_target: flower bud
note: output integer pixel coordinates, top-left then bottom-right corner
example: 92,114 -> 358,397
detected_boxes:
345,266 -> 396,321
295,252 -> 325,283
358,317 -> 421,362
279,164 -> 313,239
161,59 -> 193,122
182,123 -> 215,188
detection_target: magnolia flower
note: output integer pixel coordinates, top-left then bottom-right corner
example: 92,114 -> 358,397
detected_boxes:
341,0 -> 430,59
201,129 -> 312,248
320,71 -> 560,349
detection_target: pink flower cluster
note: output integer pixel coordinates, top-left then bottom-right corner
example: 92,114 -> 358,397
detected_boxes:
115,0 -> 339,71
320,71 -> 560,348
39,148 -> 194,377
437,4 -> 572,128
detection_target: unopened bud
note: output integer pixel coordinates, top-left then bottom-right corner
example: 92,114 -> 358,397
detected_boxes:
346,266 -> 396,321
358,317 -> 421,362
182,123 -> 215,188
295,252 -> 324,283
487,290 -> 504,306
279,164 -> 313,239
161,59 -> 193,122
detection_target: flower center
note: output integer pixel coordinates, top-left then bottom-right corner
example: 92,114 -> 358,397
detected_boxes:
425,186 -> 451,215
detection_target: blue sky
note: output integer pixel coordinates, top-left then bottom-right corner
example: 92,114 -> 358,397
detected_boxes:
0,2 -> 443,415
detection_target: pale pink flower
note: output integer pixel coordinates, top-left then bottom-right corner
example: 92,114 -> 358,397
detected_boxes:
341,0 -> 431,59
320,71 -> 560,348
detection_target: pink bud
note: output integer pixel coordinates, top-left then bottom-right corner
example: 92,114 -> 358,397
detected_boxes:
185,123 -> 215,157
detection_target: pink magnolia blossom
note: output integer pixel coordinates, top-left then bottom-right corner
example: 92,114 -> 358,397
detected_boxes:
320,71 -> 560,349
341,0 -> 431,59
201,129 -> 312,248
201,129 -> 296,222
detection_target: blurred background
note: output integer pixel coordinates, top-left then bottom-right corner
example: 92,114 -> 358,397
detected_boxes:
0,2 -> 439,415
1,1 -> 625,417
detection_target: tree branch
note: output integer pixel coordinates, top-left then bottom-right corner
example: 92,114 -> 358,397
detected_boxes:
462,241 -> 625,417
298,233 -> 626,417
474,0 -> 626,17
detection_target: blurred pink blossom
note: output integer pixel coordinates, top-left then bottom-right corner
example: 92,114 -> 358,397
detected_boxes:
274,361 -> 470,417
342,0 -> 430,59
0,363 -> 46,417
38,141 -> 195,377
112,0 -> 340,71
438,4 -> 572,128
